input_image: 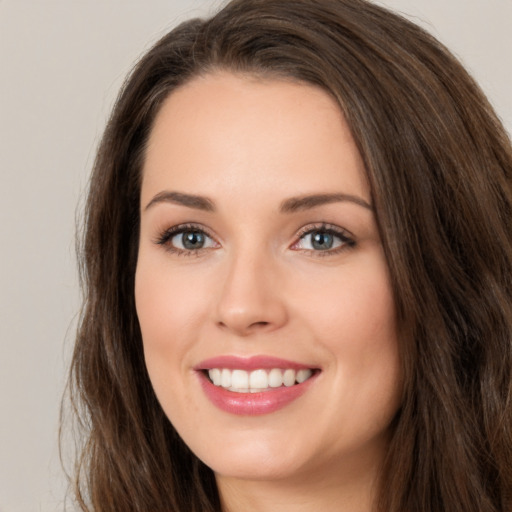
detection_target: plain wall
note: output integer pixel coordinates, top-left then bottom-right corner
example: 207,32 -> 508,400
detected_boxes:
0,1 -> 510,511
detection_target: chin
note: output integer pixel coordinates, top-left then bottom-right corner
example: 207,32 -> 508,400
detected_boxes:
208,454 -> 307,482
193,429 -> 325,483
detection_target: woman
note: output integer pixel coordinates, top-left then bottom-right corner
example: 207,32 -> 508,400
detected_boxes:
66,0 -> 512,510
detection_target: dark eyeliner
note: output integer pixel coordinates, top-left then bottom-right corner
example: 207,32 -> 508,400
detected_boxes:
153,223 -> 216,255
294,223 -> 356,255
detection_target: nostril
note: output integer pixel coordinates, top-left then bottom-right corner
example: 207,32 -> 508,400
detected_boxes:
216,319 -> 271,335
250,321 -> 270,328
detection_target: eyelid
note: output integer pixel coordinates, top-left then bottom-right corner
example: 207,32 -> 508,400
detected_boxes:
154,222 -> 220,254
291,223 -> 356,254
153,221 -> 355,257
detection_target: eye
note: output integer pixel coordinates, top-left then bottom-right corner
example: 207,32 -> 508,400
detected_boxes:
171,230 -> 215,250
292,225 -> 355,254
156,224 -> 218,254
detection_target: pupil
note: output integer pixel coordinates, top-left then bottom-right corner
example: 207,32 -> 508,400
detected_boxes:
182,231 -> 204,249
312,232 -> 333,250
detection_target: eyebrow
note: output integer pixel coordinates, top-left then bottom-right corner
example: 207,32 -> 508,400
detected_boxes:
144,191 -> 215,212
144,190 -> 372,213
279,193 -> 372,212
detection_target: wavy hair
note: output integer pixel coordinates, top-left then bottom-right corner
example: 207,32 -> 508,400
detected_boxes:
64,0 -> 512,510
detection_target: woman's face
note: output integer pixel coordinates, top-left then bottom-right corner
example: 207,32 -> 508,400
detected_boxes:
136,72 -> 401,486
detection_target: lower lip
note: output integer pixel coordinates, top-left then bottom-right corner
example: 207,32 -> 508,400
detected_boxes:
198,372 -> 318,416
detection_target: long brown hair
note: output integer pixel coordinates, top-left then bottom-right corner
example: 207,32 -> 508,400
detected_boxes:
64,0 -> 512,510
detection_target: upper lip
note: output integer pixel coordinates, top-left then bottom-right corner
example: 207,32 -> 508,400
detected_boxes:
194,355 -> 318,371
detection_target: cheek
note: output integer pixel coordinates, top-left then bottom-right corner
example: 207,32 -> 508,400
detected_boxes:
135,258 -> 210,342
134,258 -> 209,399
294,255 -> 396,348
293,255 -> 400,415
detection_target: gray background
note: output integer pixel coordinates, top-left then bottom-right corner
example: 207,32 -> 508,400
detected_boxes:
0,1 -> 510,511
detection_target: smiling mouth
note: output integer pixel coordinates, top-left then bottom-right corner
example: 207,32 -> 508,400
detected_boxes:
205,368 -> 317,393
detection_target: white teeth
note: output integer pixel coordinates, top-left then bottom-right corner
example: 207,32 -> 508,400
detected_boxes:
296,369 -> 312,383
207,368 -> 314,393
268,368 -> 284,387
231,369 -> 249,389
221,368 -> 231,388
249,369 -> 268,389
283,369 -> 295,387
209,368 -> 221,386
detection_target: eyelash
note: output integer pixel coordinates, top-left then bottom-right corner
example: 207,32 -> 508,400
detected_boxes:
154,222 -> 356,257
155,223 -> 217,257
293,223 -> 356,257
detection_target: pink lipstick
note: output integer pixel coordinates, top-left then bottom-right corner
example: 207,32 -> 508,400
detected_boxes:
195,356 -> 319,415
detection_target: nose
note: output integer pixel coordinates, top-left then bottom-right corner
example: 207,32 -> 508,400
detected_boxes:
214,249 -> 288,337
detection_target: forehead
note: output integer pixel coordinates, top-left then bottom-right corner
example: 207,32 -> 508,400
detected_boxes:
141,72 -> 369,205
